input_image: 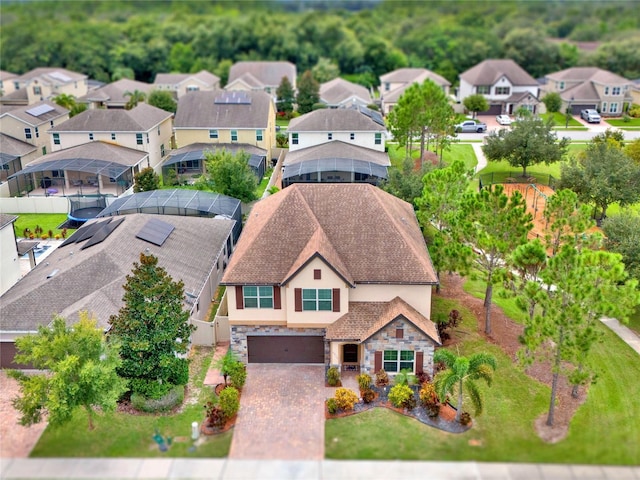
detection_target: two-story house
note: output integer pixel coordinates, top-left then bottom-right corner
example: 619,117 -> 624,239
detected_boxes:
379,68 -> 451,115
153,70 -> 220,99
283,107 -> 389,186
319,78 -> 372,109
543,67 -> 634,116
0,71 -> 18,97
78,78 -> 153,109
0,67 -> 88,108
458,59 -> 540,115
226,61 -> 297,96
221,183 -> 440,375
171,90 -> 275,179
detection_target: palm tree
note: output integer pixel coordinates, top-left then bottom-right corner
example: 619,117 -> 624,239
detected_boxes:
52,93 -> 76,110
434,348 -> 497,422
123,89 -> 146,110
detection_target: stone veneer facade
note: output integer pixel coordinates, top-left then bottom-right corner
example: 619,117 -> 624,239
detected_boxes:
230,325 -> 328,364
362,316 -> 437,376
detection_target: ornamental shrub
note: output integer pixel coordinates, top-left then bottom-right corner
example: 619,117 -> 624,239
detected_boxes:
357,372 -> 372,391
375,369 -> 389,387
218,386 -> 240,419
327,398 -> 338,414
131,384 -> 184,413
129,378 -> 173,399
334,387 -> 359,411
362,388 -> 376,404
388,384 -> 414,409
326,366 -> 341,386
228,361 -> 247,389
460,411 -> 472,425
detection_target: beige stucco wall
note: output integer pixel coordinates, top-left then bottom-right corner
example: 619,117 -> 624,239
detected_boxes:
289,131 -> 385,152
329,341 -> 362,365
0,115 -> 67,153
349,283 -> 433,320
0,222 -> 20,296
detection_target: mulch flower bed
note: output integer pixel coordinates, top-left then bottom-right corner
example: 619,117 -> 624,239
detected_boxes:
325,385 -> 471,434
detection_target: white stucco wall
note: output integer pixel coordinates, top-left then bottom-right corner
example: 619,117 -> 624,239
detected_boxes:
0,221 -> 20,296
289,131 -> 385,152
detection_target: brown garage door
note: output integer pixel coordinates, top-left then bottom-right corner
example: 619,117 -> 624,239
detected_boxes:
483,104 -> 503,115
247,336 -> 325,363
571,104 -> 597,115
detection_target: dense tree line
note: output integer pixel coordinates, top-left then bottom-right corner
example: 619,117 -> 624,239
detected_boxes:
1,1 -> 639,85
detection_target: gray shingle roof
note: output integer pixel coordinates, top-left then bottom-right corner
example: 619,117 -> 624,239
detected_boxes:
21,141 -> 147,168
0,133 -> 37,158
174,90 -> 273,129
79,79 -> 153,105
228,61 -> 296,88
0,213 -> 235,332
153,70 -> 219,86
0,88 -> 28,102
13,67 -> 87,84
320,78 -> 372,105
546,67 -> 630,85
283,140 -> 390,166
379,68 -> 451,87
50,103 -> 172,132
2,100 -> 68,126
0,213 -> 17,230
221,183 -> 437,286
460,59 -> 538,86
288,108 -> 386,132
0,70 -> 18,81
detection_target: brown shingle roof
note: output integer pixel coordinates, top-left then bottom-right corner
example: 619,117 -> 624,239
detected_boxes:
228,61 -> 296,88
0,133 -> 37,157
13,67 -> 87,84
460,59 -> 538,86
0,71 -> 18,81
380,68 -> 451,87
154,70 -> 219,86
26,141 -> 147,168
79,79 -> 153,105
288,109 -> 386,132
283,141 -> 390,167
325,297 -> 440,344
50,103 -> 171,132
546,67 -> 630,85
222,184 -> 437,286
320,78 -> 372,105
0,213 -> 235,332
174,90 -> 273,129
2,100 -> 68,126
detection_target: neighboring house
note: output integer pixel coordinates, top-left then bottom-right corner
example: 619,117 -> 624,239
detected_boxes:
0,71 -> 18,97
543,67 -> 634,116
0,214 -> 20,297
48,103 -> 173,171
173,90 -> 277,160
221,183 -> 440,375
287,106 -> 387,152
631,80 -> 640,106
319,77 -> 372,109
162,142 -> 267,183
282,141 -> 389,187
0,67 -> 88,107
78,78 -> 153,109
0,100 -> 69,159
379,68 -> 451,115
0,212 -> 236,369
458,59 -> 540,115
7,141 -> 148,199
153,70 -> 220,99
0,133 -> 37,195
226,61 -> 297,96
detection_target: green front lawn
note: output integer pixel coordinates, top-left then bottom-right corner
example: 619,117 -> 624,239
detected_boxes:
387,143 -> 477,171
10,213 -> 74,239
30,347 -> 232,458
628,306 -> 640,335
539,112 -> 585,129
606,118 -> 640,127
326,283 -> 640,464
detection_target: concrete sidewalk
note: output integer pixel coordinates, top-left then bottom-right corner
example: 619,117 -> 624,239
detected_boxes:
2,458 -> 639,480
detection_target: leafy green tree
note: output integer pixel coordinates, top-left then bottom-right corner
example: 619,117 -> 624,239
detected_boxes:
482,116 -> 570,177
52,93 -> 76,110
542,188 -> 594,256
123,89 -> 146,110
108,253 -> 194,399
434,348 -> 497,422
416,159 -> 474,292
276,76 -> 295,115
111,66 -> 135,81
168,42 -> 195,73
590,128 -> 625,149
518,246 -> 639,425
624,139 -> 640,165
590,37 -> 640,79
508,239 -> 548,321
502,28 -> 562,78
602,212 -> 640,281
559,142 -> 640,220
9,312 -> 126,430
381,156 -> 434,206
311,57 -> 340,83
147,90 -> 177,113
542,92 -> 562,113
215,59 -> 233,87
133,167 -> 160,193
296,70 -> 320,115
459,185 -> 532,334
202,149 -> 258,203
463,94 -> 488,118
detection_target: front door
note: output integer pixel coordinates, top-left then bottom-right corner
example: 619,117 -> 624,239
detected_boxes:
343,344 -> 358,363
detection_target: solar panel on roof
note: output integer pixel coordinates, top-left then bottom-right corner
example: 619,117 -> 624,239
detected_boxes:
81,217 -> 125,250
48,71 -> 72,82
214,91 -> 251,105
136,218 -> 175,246
74,218 -> 112,243
25,104 -> 55,117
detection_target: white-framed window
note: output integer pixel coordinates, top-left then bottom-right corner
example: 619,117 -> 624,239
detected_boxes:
209,129 -> 218,139
612,87 -> 621,96
136,133 -> 143,145
231,130 -> 238,142
558,81 -> 565,90
33,86 -> 41,95
256,129 -> 263,141
383,350 -> 415,373
186,85 -> 199,92
477,85 -> 490,95
242,286 -> 273,308
610,103 -> 619,113
25,128 -> 32,140
328,133 -> 333,140
291,133 -> 299,145
604,86 -> 610,95
495,86 -> 510,95
89,132 -> 94,140
111,133 -> 116,141
350,133 -> 355,140
302,289 -> 332,311
53,133 -> 60,145
35,127 -> 39,138
375,133 -> 382,145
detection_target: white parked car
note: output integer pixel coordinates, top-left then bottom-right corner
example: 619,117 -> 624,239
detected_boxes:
496,114 -> 512,125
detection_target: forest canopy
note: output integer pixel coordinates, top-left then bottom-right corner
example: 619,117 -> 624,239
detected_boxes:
1,0 -> 639,85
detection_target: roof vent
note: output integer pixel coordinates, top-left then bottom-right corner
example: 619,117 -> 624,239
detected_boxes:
46,269 -> 60,279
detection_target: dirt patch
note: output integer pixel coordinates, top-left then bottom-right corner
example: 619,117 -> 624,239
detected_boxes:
437,273 -> 586,443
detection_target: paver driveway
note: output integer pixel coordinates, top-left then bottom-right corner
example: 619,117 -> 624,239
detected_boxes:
228,364 -> 327,460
